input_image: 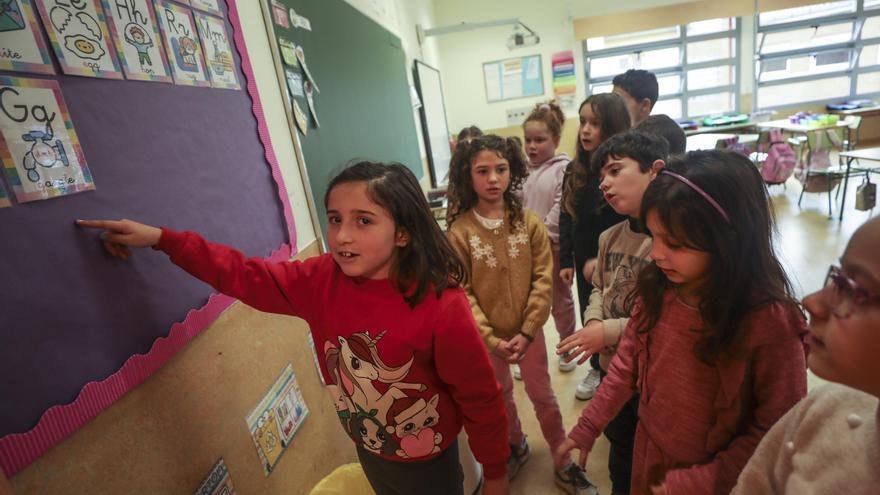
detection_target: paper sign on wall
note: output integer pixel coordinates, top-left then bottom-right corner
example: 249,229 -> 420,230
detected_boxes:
0,76 -> 94,203
246,363 -> 309,476
194,11 -> 239,90
101,0 -> 172,83
193,458 -> 236,495
190,0 -> 222,17
154,0 -> 209,87
35,0 -> 124,79
0,181 -> 11,207
0,0 -> 55,74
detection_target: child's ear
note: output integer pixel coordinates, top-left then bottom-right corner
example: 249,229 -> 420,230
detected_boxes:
638,97 -> 654,115
649,159 -> 665,179
395,229 -> 409,247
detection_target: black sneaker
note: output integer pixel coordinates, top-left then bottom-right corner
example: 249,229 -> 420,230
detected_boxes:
506,438 -> 530,480
554,463 -> 598,495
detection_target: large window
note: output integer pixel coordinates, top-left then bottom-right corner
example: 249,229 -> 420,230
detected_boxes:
583,18 -> 740,120
755,0 -> 880,110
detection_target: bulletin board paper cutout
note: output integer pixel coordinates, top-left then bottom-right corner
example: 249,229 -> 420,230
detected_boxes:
0,181 -> 11,207
278,37 -> 296,66
101,0 -> 173,83
154,0 -> 210,87
34,0 -> 124,79
194,458 -> 237,495
195,11 -> 239,90
0,76 -> 94,203
190,0 -> 222,17
0,0 -> 55,74
284,69 -> 302,97
0,0 -> 298,476
246,363 -> 309,476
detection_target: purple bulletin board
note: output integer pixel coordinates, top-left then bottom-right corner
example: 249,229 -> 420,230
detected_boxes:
0,1 -> 297,475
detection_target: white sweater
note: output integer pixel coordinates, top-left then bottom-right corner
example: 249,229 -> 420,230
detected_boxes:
732,382 -> 880,494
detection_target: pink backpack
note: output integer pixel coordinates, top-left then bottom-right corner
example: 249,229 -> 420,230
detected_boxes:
761,129 -> 797,185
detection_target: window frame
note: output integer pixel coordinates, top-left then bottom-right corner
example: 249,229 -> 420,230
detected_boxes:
754,0 -> 880,111
582,18 -> 741,120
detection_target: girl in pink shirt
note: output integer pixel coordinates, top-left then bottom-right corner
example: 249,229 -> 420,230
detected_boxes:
521,101 -> 577,373
555,151 -> 808,494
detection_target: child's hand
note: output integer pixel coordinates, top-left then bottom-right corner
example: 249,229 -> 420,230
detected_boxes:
554,438 -> 588,471
507,334 -> 531,362
76,219 -> 162,260
492,340 -> 514,362
556,320 -> 604,365
582,258 -> 598,283
650,482 -> 668,495
559,268 -> 574,285
481,476 -> 509,495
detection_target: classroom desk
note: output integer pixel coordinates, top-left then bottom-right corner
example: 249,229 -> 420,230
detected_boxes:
757,119 -> 852,168
684,122 -> 757,136
837,147 -> 880,220
829,106 -> 880,118
686,133 -> 739,151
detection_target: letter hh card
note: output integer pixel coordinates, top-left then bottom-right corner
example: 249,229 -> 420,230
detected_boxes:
0,76 -> 94,202
101,0 -> 172,82
34,0 -> 124,79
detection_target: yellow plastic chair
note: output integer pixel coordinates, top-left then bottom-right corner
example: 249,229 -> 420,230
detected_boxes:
309,463 -> 374,495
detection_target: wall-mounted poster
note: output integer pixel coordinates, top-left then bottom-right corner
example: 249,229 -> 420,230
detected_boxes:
246,363 -> 308,476
0,0 -> 55,74
34,0 -> 124,79
0,76 -> 94,202
190,0 -> 222,17
194,11 -> 239,90
483,54 -> 543,102
101,0 -> 172,83
154,0 -> 209,87
0,181 -> 11,207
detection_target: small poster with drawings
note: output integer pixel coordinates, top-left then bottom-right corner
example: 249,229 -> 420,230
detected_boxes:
101,0 -> 172,83
246,363 -> 309,476
0,76 -> 94,203
0,0 -> 55,74
193,458 -> 236,495
34,0 -> 124,79
194,11 -> 239,90
154,0 -> 209,87
189,0 -> 222,17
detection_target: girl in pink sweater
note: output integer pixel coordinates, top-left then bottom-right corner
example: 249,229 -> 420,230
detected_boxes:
555,151 -> 808,494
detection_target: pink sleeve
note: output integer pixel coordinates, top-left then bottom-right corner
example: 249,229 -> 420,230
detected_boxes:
434,291 -> 510,479
664,308 -> 808,495
156,228 -> 315,318
543,164 -> 566,244
568,317 -> 639,450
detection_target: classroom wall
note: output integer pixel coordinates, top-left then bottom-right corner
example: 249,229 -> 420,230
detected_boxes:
345,0 -> 442,188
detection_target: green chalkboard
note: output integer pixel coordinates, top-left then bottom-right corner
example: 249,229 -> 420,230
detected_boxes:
265,0 -> 423,236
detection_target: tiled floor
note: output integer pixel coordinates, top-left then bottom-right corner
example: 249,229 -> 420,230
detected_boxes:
504,175 -> 877,495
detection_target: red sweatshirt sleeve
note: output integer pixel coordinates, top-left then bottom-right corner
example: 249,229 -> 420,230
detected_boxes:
664,307 -> 808,495
568,317 -> 639,451
155,228 -> 314,318
434,290 -> 510,479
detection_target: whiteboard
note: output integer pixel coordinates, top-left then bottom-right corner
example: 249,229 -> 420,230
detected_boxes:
414,60 -> 452,187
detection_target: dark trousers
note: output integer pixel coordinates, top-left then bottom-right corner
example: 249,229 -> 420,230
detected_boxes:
599,370 -> 639,495
357,442 -> 464,495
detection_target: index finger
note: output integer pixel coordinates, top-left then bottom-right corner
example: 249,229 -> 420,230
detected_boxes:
76,219 -> 123,230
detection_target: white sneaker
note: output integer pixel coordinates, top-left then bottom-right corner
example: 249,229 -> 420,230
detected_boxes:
575,368 -> 601,400
554,462 -> 598,495
558,352 -> 576,372
512,364 -> 522,380
506,438 -> 530,480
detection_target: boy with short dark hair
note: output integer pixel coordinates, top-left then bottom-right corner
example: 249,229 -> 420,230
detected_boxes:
557,131 -> 668,495
636,114 -> 687,155
612,70 -> 659,127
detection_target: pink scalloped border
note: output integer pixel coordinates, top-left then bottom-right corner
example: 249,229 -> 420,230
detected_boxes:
0,1 -> 299,477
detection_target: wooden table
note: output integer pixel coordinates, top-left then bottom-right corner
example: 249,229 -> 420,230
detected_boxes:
838,147 -> 880,220
685,121 -> 757,136
829,105 -> 880,118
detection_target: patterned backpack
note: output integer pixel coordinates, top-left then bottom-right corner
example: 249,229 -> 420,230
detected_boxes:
760,128 -> 797,185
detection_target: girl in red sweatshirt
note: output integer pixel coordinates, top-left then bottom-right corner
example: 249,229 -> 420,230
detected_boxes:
555,151 -> 808,494
78,162 -> 510,495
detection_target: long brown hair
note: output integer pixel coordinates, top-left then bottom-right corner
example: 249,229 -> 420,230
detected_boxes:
561,93 -> 630,221
446,134 -> 529,227
324,162 -> 466,308
629,151 -> 801,364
